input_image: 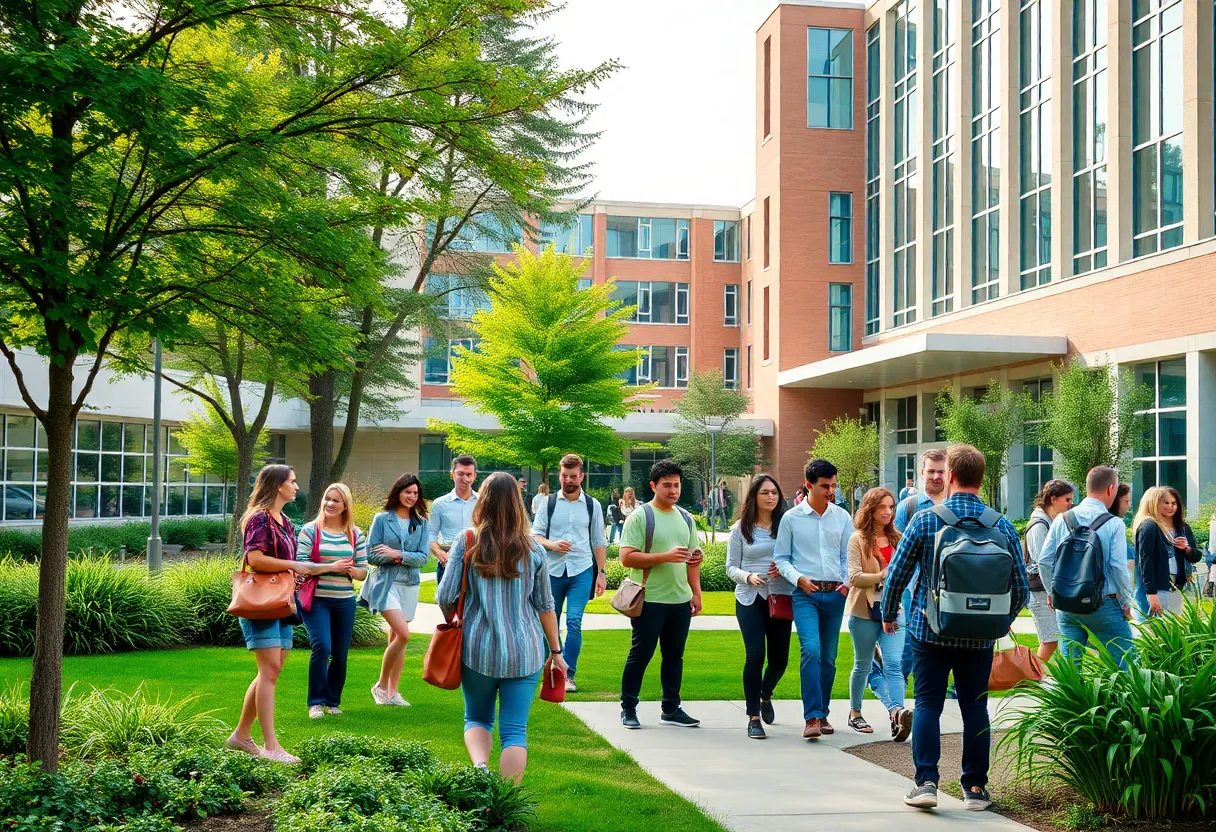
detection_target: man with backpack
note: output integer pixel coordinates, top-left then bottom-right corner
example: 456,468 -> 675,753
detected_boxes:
532,454 -> 608,693
882,444 -> 1028,812
1036,466 -> 1135,670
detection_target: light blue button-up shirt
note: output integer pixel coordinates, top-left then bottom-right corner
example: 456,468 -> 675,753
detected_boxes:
530,489 -> 606,577
773,499 -> 852,586
1037,495 -> 1134,608
428,489 -> 479,548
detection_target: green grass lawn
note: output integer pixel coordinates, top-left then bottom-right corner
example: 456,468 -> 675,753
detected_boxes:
417,580 -> 739,616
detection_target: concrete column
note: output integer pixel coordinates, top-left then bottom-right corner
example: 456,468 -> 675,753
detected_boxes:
1106,0 -> 1134,264
1183,1 -> 1215,243
1187,350 -> 1216,518
1049,0 -> 1074,281
878,9 -> 895,330
998,0 -> 1020,298
915,2 -> 934,323
955,0 -> 975,309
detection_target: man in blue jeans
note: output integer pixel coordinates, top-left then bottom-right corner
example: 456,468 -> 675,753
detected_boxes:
1037,465 -> 1136,669
774,458 -> 852,740
882,444 -> 1028,812
532,453 -> 607,693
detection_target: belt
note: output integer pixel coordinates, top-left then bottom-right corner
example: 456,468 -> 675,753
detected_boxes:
811,580 -> 843,593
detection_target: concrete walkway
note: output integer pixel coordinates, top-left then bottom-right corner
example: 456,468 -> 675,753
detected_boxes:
563,696 -> 1036,832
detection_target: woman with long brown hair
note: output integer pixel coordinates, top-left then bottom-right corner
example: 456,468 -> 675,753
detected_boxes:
845,487 -> 912,741
435,471 -> 565,783
226,465 -> 352,763
1023,479 -> 1074,661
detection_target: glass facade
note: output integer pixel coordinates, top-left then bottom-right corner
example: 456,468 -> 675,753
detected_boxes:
971,0 -> 1002,304
829,192 -> 853,263
608,281 -> 689,325
1073,0 -> 1109,275
1021,378 -> 1053,517
1131,0 -> 1185,257
893,2 -> 919,328
426,273 -> 490,320
1133,357 -> 1188,506
931,0 -> 956,316
714,220 -> 740,261
865,24 -> 882,335
829,283 -> 853,352
894,395 -> 918,444
605,216 -> 690,259
431,215 -> 520,253
539,214 -> 594,255
1019,0 -> 1052,289
808,27 -> 855,129
423,337 -> 477,385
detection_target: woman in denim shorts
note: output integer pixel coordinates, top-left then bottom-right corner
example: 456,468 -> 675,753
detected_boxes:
225,465 -> 353,764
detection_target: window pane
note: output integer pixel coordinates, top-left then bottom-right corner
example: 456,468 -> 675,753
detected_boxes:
101,421 -> 122,452
76,420 -> 100,451
122,486 -> 145,518
808,27 -> 832,74
1160,459 -> 1187,506
830,79 -> 853,129
101,454 -> 121,482
123,455 -> 145,484
808,78 -> 829,127
1159,411 -> 1186,456
1159,357 -> 1186,406
123,423 -> 145,453
188,486 -> 205,516
100,486 -> 120,518
206,486 -> 224,515
74,485 -> 98,519
5,416 -> 34,449
1132,145 -> 1158,235
167,486 -> 186,516
6,447 -> 34,482
5,486 -> 35,520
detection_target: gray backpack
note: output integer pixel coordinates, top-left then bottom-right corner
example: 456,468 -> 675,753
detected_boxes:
925,504 -> 1019,640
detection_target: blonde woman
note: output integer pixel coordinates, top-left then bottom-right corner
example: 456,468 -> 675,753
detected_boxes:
296,483 -> 368,719
530,481 -> 549,518
227,465 -> 344,763
1133,486 -> 1199,617
619,486 -> 638,522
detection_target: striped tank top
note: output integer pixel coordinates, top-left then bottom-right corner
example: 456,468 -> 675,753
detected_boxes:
295,523 -> 369,599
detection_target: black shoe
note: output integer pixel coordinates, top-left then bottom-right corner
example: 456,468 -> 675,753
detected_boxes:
620,709 -> 640,729
760,697 -> 775,725
659,708 -> 700,728
747,717 -> 766,739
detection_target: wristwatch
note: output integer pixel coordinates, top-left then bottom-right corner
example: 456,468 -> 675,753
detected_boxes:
599,568 -> 607,575
550,647 -> 563,655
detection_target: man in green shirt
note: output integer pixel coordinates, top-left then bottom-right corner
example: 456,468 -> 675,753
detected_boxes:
618,460 -> 703,729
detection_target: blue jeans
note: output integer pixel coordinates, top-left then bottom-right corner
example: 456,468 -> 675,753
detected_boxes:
550,566 -> 594,678
607,523 -> 622,544
1056,596 -> 1137,670
461,665 -> 542,749
300,595 -> 356,707
853,615 -> 906,712
909,637 -> 994,789
790,588 -> 846,721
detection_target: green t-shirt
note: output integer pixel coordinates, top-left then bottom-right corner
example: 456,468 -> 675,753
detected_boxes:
619,503 -> 698,604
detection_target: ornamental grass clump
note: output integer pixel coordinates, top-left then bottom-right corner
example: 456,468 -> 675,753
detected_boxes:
63,556 -> 197,654
61,684 -> 227,759
164,556 -> 245,647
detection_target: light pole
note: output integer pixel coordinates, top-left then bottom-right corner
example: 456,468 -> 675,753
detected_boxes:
705,416 -> 725,539
147,339 -> 164,573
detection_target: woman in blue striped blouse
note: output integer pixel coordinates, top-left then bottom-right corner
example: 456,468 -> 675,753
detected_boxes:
436,471 -> 565,784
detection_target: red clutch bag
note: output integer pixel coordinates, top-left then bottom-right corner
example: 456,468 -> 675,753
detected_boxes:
540,658 -> 566,703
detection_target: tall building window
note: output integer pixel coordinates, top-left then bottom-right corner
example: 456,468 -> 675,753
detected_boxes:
897,453 -> 918,489
746,280 -> 753,325
538,214 -> 594,255
1132,0 -> 1184,257
423,337 -> 477,385
605,216 -> 690,259
1019,0 -> 1052,290
1073,0 -> 1108,275
763,198 -> 771,267
931,0 -> 956,316
609,281 -> 689,325
1022,378 -> 1053,517
629,346 -> 690,389
746,345 -> 753,388
829,193 -> 853,263
971,0 -> 1001,304
895,396 -> 918,444
807,27 -> 855,129
723,284 -> 739,326
723,349 -> 740,390
714,220 -> 740,261
863,401 -> 881,425
764,36 -> 772,138
1133,357 -> 1187,505
893,1 -> 919,327
865,23 -> 881,335
762,286 -> 771,361
431,215 -> 520,253
829,283 -> 853,352
426,273 -> 490,320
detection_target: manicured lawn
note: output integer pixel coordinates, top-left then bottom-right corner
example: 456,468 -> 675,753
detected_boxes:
417,579 -> 739,616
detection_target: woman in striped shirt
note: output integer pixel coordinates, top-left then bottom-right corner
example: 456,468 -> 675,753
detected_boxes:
296,483 -> 368,719
436,471 -> 565,784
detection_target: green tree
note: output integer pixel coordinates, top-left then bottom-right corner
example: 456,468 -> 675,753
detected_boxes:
666,370 -> 765,501
428,247 -> 643,481
1032,359 -> 1154,486
809,417 -> 880,512
936,382 -> 1028,510
0,0 -> 584,770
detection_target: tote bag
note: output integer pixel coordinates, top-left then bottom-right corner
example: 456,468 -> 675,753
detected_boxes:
422,530 -> 472,690
988,630 -> 1046,691
228,514 -> 296,620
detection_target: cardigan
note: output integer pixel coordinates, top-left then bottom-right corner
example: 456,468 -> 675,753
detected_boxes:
359,511 -> 430,615
1135,520 -> 1200,596
845,531 -> 892,620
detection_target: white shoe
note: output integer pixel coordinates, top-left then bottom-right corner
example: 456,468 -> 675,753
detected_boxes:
325,706 -> 343,715
308,705 -> 325,719
371,683 -> 390,705
387,692 -> 411,707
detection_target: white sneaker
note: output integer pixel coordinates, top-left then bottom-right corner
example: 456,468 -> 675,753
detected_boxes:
387,693 -> 411,707
325,706 -> 343,716
371,683 -> 390,705
308,705 -> 325,720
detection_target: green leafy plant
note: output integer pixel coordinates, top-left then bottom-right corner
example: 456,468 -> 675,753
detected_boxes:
666,370 -> 766,503
163,557 -> 245,647
62,558 -> 198,655
61,685 -> 226,759
936,382 -> 1027,511
0,680 -> 29,756
809,417 -> 879,512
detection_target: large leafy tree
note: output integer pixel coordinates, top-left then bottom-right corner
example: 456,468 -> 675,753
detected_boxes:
809,417 -> 879,512
428,247 -> 643,480
0,0 -> 578,770
666,370 -> 765,499
1032,360 -> 1153,486
937,382 -> 1028,510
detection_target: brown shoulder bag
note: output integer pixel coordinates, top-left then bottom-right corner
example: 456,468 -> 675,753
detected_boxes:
423,529 -> 472,690
227,514 -> 297,620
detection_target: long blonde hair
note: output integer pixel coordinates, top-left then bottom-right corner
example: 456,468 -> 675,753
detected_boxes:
313,482 -> 356,537
240,464 -> 295,532
1132,486 -> 1177,544
622,486 -> 637,507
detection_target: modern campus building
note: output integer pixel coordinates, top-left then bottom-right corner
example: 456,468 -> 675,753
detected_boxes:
1,0 -> 1214,525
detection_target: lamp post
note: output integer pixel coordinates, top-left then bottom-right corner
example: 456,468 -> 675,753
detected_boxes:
705,416 -> 725,540
147,339 -> 164,573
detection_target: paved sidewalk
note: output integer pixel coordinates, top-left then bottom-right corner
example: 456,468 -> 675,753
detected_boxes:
563,696 -> 1036,832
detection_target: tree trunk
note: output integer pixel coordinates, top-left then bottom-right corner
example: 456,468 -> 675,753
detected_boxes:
329,365 -> 367,484
307,370 -> 336,516
228,445 -> 255,550
27,360 -> 76,772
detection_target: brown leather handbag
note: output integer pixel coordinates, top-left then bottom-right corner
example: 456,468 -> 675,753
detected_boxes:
228,551 -> 297,620
611,569 -> 649,617
988,629 -> 1046,691
423,530 -> 472,690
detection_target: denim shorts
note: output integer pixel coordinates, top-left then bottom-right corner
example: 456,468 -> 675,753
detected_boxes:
239,616 -> 296,650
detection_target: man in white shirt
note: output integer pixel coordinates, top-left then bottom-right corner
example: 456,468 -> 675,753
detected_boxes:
428,454 -> 479,583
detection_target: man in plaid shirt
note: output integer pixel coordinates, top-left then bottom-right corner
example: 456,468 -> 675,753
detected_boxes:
881,444 -> 1029,812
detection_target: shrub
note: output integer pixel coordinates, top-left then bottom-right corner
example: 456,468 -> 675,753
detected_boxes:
696,542 -> 732,592
164,556 -> 245,647
0,527 -> 45,561
295,734 -> 437,774
1000,604 -> 1216,820
61,685 -> 227,759
160,518 -> 228,549
0,680 -> 28,757
605,559 -> 628,590
63,557 -> 198,655
0,519 -> 230,563
0,557 -> 39,656
410,763 -> 535,831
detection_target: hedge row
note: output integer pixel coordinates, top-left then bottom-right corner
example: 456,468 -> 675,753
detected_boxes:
604,541 -> 732,592
0,518 -> 231,563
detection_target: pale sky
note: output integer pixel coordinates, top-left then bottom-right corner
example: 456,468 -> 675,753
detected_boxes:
537,0 -> 782,208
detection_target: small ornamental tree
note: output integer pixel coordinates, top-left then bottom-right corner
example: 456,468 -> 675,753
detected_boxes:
809,417 -> 880,512
936,382 -> 1027,510
428,247 -> 646,481
666,370 -> 765,499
